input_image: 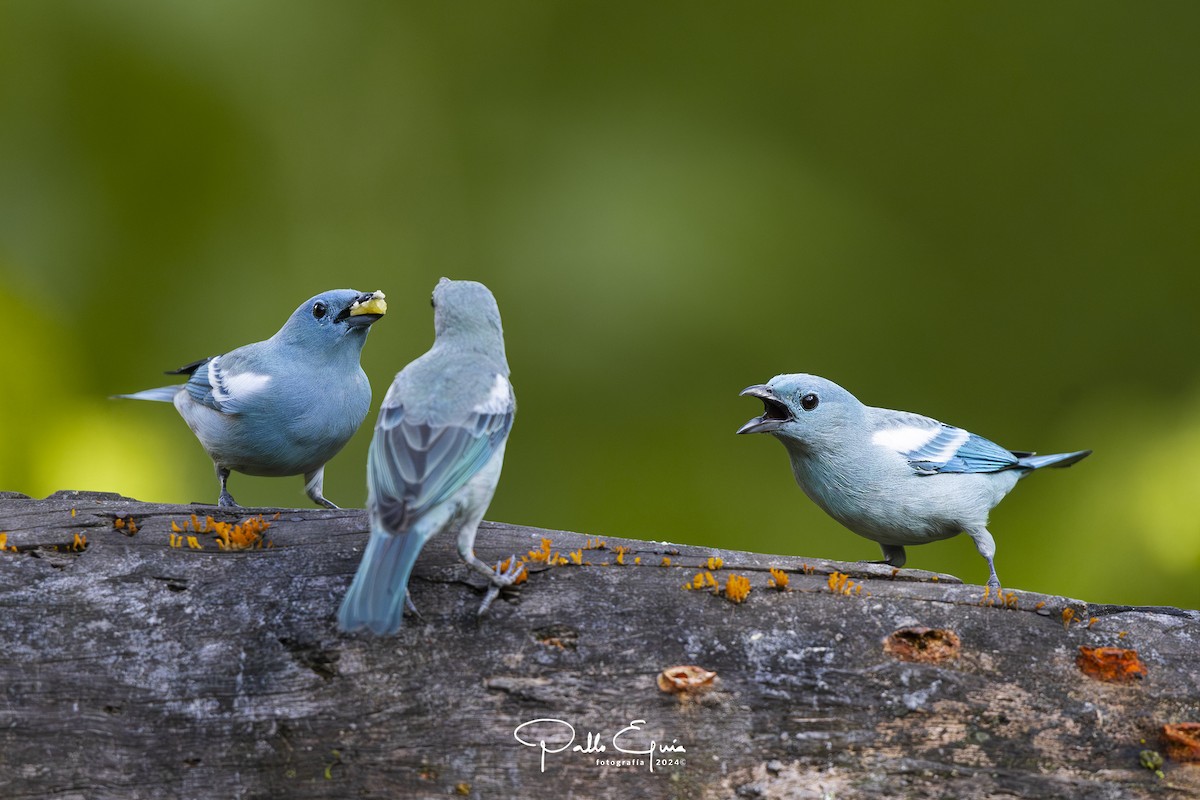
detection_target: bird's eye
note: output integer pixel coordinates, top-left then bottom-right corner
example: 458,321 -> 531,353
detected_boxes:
800,392 -> 820,411
430,294 -> 436,308
312,301 -> 327,319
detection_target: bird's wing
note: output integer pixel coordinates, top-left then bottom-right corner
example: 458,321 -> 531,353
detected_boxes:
179,350 -> 274,415
369,374 -> 514,532
870,412 -> 1019,475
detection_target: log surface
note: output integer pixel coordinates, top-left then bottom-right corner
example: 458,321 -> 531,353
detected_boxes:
0,491 -> 1197,799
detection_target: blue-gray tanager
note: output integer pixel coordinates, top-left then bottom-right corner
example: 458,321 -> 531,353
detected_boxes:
117,289 -> 387,509
738,374 -> 1090,589
338,278 -> 520,635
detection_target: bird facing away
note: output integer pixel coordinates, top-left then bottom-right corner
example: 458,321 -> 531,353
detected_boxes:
737,374 -> 1090,588
116,289 -> 387,508
338,278 -> 520,635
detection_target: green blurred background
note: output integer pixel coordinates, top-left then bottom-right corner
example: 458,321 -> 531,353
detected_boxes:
1,2 -> 1197,608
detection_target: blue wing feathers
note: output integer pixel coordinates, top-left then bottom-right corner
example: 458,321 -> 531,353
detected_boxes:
922,432 -> 1020,474
901,422 -> 1089,476
368,392 -> 513,534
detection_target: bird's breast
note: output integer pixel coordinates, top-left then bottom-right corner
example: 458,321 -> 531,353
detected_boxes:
786,448 -> 979,543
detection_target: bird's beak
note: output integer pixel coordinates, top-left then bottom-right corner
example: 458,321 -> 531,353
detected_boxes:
737,384 -> 791,435
345,290 -> 387,328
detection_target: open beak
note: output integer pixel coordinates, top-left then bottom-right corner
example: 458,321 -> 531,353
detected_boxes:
737,384 -> 792,435
344,290 -> 387,328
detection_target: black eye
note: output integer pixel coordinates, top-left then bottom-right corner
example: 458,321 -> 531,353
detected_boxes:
430,295 -> 435,308
800,392 -> 819,411
312,301 -> 327,319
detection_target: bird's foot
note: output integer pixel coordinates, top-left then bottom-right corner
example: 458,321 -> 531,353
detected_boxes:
404,591 -> 423,620
217,491 -> 240,508
303,468 -> 339,509
477,555 -> 526,617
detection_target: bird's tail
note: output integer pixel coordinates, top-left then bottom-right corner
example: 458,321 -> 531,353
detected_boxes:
112,386 -> 180,403
338,526 -> 426,635
1017,449 -> 1092,471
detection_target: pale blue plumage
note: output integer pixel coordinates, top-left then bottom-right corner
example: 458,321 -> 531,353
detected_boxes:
739,374 -> 1090,588
116,289 -> 385,508
878,413 -> 1089,476
339,278 -> 519,636
909,431 -> 1018,474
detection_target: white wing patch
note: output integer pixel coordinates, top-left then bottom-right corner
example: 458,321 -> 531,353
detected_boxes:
916,426 -> 970,463
472,373 -> 511,414
209,357 -> 272,407
871,425 -> 939,453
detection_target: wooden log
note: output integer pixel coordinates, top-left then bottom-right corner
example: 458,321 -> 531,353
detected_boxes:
0,491 -> 1197,799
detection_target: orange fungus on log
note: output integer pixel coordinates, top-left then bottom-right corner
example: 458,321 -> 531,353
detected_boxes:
1075,646 -> 1147,683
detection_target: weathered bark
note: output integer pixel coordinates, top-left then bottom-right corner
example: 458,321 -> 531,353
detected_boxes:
0,491 -> 1197,799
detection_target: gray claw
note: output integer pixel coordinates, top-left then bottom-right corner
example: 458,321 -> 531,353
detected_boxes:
404,590 -> 423,619
476,555 -> 525,617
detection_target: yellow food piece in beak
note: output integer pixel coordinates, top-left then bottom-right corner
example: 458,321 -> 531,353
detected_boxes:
350,290 -> 387,316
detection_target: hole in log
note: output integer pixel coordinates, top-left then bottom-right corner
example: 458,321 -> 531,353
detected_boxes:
532,624 -> 578,650
151,576 -> 189,593
278,636 -> 339,681
883,627 -> 962,663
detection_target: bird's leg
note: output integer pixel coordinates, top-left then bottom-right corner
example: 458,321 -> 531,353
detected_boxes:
457,522 -> 523,616
216,467 -> 240,508
477,558 -> 527,616
965,527 -> 1002,590
398,587 -> 422,618
870,544 -> 907,567
304,466 -> 339,510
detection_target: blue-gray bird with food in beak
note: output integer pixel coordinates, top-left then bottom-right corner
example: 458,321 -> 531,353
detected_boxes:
117,289 -> 386,508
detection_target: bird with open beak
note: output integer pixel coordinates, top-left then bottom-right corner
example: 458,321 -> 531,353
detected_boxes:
738,373 -> 1089,588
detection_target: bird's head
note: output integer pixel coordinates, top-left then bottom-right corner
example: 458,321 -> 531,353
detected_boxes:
737,373 -> 864,449
277,289 -> 387,349
431,278 -> 505,345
